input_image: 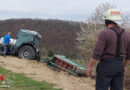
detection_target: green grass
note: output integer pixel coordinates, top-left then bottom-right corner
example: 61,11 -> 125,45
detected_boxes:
0,67 -> 62,90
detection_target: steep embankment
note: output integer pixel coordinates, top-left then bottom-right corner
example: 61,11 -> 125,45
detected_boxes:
0,56 -> 95,90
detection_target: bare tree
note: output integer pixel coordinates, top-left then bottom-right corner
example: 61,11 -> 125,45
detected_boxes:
122,15 -> 129,28
91,3 -> 116,24
76,3 -> 116,56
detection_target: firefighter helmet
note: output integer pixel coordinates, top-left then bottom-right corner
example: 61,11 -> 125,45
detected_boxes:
103,9 -> 122,25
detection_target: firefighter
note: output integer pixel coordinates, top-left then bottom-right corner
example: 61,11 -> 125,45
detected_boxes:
86,9 -> 130,90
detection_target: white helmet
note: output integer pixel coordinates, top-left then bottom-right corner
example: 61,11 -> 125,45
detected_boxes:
103,9 -> 122,26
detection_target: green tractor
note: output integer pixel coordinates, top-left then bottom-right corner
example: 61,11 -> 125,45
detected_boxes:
1,29 -> 41,60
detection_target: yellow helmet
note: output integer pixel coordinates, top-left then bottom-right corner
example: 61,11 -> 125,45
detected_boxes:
103,9 -> 122,25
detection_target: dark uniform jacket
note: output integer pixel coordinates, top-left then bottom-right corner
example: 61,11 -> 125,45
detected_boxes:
92,26 -> 130,61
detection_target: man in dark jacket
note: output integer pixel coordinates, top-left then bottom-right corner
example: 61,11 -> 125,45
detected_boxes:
87,9 -> 130,90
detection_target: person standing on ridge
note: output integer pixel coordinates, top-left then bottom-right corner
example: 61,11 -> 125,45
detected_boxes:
86,9 -> 130,90
3,32 -> 11,57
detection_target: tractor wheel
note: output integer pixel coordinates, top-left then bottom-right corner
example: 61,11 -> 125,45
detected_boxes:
18,46 -> 36,59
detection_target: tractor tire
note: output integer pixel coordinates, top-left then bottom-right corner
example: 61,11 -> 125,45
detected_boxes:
18,46 -> 36,59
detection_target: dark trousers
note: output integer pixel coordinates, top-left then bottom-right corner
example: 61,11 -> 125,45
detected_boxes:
3,44 -> 12,56
96,58 -> 124,90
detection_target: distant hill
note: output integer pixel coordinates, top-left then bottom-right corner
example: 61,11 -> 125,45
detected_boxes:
0,19 -> 81,58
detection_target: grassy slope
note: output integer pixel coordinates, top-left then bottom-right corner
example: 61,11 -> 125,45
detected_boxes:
0,67 -> 61,90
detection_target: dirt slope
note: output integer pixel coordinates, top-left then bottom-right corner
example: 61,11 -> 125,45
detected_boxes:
0,56 -> 95,90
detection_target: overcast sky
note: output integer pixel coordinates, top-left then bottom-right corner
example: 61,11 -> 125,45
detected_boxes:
0,0 -> 130,21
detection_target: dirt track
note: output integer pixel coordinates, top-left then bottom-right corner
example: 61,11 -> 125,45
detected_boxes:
0,56 -> 95,90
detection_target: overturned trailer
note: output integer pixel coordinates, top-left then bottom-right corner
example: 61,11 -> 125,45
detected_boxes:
41,55 -> 87,76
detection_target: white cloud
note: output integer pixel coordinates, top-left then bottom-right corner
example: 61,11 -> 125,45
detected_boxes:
0,0 -> 129,21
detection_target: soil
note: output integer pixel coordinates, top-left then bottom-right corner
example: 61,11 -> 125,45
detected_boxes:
0,56 -> 95,90
0,56 -> 129,90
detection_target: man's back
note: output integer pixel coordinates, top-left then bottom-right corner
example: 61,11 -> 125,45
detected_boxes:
92,26 -> 130,60
4,34 -> 10,44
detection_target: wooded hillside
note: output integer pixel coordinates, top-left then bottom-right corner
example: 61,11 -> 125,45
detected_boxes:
0,19 -> 81,58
